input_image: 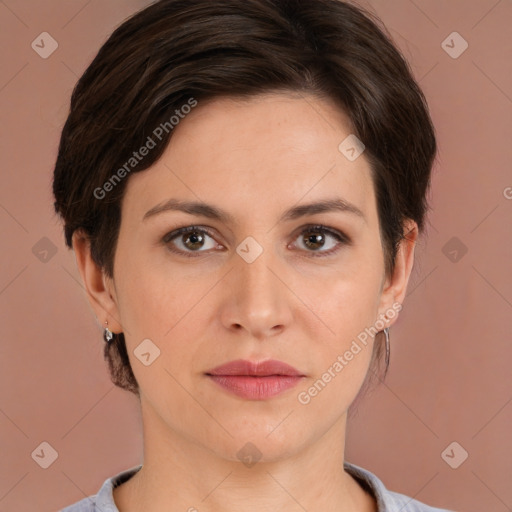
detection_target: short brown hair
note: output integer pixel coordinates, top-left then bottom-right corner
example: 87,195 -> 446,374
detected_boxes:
53,0 -> 437,396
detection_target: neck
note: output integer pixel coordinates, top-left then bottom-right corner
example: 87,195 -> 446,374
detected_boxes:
113,399 -> 376,512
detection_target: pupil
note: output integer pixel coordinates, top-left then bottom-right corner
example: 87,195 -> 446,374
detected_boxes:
305,232 -> 324,249
185,232 -> 203,249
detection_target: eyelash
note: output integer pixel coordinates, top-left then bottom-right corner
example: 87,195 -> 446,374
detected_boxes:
162,224 -> 350,258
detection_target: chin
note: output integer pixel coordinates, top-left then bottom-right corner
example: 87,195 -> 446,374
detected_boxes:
205,426 -> 309,466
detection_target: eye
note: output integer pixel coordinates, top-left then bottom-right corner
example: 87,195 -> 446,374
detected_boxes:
162,224 -> 350,258
291,224 -> 349,257
163,226 -> 221,257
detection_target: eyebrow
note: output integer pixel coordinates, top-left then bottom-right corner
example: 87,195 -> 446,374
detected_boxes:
142,197 -> 366,224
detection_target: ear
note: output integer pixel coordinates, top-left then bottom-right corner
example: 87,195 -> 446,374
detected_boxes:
71,230 -> 123,334
376,219 -> 418,326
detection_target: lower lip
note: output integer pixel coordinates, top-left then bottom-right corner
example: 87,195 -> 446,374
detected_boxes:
207,375 -> 303,400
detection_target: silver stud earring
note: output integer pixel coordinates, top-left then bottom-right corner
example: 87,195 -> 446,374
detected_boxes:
104,321 -> 113,343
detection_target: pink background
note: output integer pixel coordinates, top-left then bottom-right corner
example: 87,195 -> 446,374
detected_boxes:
1,1 -> 511,511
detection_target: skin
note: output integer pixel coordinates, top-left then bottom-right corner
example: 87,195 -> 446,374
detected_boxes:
73,92 -> 417,512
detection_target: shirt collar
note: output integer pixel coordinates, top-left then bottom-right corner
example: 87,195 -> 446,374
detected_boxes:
95,461 -> 394,511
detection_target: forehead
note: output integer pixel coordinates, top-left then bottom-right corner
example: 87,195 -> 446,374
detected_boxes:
173,92 -> 355,156
121,92 -> 376,227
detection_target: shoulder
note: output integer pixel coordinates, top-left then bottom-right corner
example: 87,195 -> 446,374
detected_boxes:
383,488 -> 455,511
59,465 -> 143,512
60,496 -> 97,512
344,461 -> 455,512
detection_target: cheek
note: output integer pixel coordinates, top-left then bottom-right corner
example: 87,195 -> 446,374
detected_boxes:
113,259 -> 208,400
296,250 -> 384,377
308,281 -> 379,374
294,277 -> 382,418
113,241 -> 219,372
113,236 -> 176,338
117,265 -> 196,339
302,252 -> 383,338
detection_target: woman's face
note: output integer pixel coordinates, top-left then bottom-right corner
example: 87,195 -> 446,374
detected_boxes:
93,92 -> 415,462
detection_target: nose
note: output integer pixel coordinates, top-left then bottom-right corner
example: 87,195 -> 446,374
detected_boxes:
220,247 -> 294,340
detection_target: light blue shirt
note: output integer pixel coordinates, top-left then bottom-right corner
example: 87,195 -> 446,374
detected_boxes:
60,461 -> 455,511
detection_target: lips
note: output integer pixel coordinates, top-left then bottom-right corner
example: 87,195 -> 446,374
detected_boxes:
205,359 -> 305,400
206,359 -> 304,377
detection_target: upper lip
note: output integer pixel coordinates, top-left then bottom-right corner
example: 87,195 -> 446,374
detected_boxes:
206,359 -> 304,377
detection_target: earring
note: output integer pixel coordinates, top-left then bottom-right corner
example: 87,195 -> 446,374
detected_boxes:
383,327 -> 390,368
104,321 -> 113,343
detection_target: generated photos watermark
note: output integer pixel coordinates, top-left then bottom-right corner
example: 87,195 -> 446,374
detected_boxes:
297,302 -> 402,405
93,97 -> 198,200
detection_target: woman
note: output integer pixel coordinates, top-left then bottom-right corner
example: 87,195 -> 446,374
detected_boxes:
54,0 -> 452,510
